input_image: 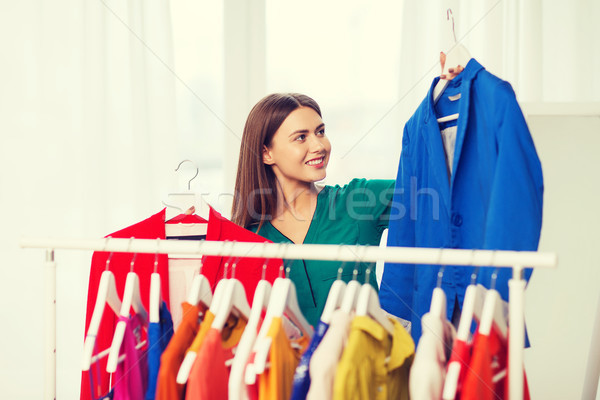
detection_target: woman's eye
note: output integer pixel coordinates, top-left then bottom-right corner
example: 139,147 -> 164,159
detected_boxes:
295,134 -> 306,141
316,129 -> 325,136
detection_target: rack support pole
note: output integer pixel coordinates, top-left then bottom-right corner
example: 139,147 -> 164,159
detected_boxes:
44,249 -> 56,400
508,266 -> 526,400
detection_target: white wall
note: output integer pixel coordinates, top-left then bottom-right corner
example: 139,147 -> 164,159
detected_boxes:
1,2 -> 600,399
523,105 -> 600,399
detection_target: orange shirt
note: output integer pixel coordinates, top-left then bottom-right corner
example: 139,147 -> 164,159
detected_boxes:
258,317 -> 310,400
155,302 -> 205,400
185,314 -> 247,400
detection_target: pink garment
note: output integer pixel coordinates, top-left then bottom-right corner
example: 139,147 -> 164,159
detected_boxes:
409,312 -> 456,400
114,315 -> 148,400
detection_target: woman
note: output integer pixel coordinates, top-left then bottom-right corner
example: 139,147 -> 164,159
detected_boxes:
231,93 -> 395,326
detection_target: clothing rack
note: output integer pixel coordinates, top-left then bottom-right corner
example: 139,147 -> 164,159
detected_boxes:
20,237 -> 557,400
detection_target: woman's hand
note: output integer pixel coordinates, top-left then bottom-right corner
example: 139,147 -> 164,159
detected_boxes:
439,51 -> 464,80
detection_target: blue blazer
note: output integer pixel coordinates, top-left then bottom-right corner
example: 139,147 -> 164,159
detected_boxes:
379,59 -> 544,343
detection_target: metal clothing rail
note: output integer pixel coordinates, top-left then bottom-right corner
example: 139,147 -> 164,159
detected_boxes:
21,237 -> 557,400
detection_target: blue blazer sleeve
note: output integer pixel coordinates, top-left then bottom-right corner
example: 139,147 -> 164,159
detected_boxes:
482,82 -> 544,289
484,82 -> 544,252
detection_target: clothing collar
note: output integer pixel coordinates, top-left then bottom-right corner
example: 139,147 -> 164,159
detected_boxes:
261,185 -> 329,245
424,57 -> 484,125
352,316 -> 415,371
420,58 -> 485,209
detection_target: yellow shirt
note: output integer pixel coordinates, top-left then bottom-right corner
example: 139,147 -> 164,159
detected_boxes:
333,316 -> 414,400
258,317 -> 310,400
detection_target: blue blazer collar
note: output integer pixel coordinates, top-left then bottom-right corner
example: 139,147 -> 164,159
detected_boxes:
425,58 -> 484,121
420,58 -> 485,204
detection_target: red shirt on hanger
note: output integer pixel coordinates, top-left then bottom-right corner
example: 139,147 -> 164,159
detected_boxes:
81,209 -> 170,400
82,207 -> 282,399
200,207 -> 282,303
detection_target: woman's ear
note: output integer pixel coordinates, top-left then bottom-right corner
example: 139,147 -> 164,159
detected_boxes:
263,145 -> 275,165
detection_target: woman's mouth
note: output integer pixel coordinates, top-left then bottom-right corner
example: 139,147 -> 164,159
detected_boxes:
306,156 -> 325,168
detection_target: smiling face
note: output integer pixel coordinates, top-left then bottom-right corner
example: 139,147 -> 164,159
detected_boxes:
263,106 -> 331,189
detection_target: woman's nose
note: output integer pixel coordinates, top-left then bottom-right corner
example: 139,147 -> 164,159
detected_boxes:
308,134 -> 325,152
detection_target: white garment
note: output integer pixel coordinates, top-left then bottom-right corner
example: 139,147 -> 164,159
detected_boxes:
168,258 -> 202,329
409,312 -> 456,400
440,125 -> 457,177
166,220 -> 208,329
307,310 -> 352,400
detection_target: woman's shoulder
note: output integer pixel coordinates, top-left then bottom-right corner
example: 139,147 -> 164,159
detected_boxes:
322,178 -> 395,196
247,221 -> 279,241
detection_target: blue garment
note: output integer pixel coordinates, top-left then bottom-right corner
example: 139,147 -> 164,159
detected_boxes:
145,301 -> 174,400
290,321 -> 330,400
380,59 -> 543,344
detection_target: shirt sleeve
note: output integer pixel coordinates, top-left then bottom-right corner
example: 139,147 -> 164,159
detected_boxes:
343,178 -> 395,235
482,81 -> 543,291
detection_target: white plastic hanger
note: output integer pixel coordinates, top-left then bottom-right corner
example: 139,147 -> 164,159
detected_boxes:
229,263 -> 272,400
176,256 -> 232,384
442,279 -> 487,400
106,250 -> 148,373
212,259 -> 251,331
340,268 -> 361,313
355,268 -> 394,335
249,268 -> 314,378
149,243 -> 162,324
187,271 -> 213,309
477,270 -> 508,338
433,9 -> 472,107
81,248 -> 122,371
164,159 -> 211,221
429,265 -> 448,319
457,282 -> 487,341
149,273 -> 161,324
319,268 -> 346,324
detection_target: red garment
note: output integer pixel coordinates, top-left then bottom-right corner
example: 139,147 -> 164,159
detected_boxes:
446,338 -> 472,399
201,207 -> 282,303
462,328 -> 530,400
82,207 -> 280,399
81,209 -> 170,400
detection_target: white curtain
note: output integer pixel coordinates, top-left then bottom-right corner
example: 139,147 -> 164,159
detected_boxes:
0,1 -> 177,398
395,0 -> 600,125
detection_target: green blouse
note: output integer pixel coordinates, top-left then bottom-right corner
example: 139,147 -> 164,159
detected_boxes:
249,178 -> 395,326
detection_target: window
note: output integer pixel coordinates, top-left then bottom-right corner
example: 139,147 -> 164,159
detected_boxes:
171,1 -> 225,198
266,0 -> 404,183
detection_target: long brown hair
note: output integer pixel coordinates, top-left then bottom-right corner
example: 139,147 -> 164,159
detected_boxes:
232,93 -> 322,230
